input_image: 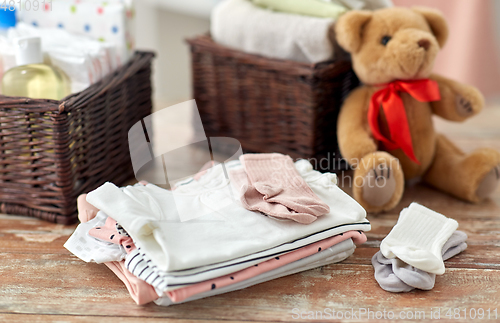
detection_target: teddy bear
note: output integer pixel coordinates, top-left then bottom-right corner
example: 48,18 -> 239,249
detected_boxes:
334,6 -> 500,213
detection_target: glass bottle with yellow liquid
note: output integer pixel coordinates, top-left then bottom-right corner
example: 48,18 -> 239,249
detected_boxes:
1,36 -> 70,100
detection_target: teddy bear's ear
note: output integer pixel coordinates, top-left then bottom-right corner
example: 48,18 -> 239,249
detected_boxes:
412,6 -> 449,48
334,10 -> 373,54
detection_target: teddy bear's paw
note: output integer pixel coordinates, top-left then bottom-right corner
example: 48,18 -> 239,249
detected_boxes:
456,95 -> 475,117
454,86 -> 484,118
353,152 -> 405,213
361,163 -> 397,207
476,164 -> 500,200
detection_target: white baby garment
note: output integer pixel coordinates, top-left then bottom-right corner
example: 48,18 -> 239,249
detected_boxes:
154,239 -> 356,305
126,232 -> 357,294
64,211 -> 126,263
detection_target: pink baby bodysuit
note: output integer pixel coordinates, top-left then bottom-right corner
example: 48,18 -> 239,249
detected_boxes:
167,230 -> 367,302
86,216 -> 158,305
89,217 -> 136,253
105,261 -> 159,305
77,193 -> 100,223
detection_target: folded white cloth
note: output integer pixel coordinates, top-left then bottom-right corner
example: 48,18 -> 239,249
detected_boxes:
64,211 -> 126,263
86,159 -> 369,272
380,203 -> 458,275
126,227 -> 361,293
328,0 -> 393,10
65,198 -> 364,294
211,0 -> 336,64
154,239 -> 356,305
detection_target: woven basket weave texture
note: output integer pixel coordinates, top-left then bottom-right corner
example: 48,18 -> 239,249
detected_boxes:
0,51 -> 154,224
188,36 -> 359,171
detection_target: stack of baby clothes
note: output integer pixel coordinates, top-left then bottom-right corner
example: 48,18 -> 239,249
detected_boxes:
211,0 -> 393,64
65,153 -> 371,305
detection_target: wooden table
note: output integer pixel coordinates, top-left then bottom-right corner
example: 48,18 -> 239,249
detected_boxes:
1,108 -> 499,323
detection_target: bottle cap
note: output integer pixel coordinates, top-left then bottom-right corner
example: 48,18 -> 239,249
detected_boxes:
14,36 -> 43,66
0,6 -> 16,30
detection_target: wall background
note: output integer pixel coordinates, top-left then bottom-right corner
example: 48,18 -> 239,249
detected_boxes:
393,0 -> 500,98
134,0 -> 500,106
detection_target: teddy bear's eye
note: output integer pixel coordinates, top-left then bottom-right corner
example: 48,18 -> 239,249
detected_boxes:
381,36 -> 392,46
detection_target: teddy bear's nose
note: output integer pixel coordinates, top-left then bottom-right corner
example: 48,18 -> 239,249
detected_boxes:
418,39 -> 431,50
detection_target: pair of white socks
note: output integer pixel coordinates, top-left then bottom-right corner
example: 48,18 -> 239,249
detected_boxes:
380,203 -> 459,275
373,230 -> 467,292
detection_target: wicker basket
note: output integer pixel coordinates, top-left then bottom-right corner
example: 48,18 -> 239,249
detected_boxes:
187,35 -> 359,171
0,51 -> 154,224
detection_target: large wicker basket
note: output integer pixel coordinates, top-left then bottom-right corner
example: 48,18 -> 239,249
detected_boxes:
187,35 -> 359,171
0,51 -> 154,224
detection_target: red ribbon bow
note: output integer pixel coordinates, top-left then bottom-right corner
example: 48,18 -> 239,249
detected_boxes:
368,79 -> 441,164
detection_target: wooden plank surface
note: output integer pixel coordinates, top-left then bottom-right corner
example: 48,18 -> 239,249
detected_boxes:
1,107 -> 500,322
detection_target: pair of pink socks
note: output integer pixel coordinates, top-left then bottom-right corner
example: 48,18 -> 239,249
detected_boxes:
230,153 -> 330,224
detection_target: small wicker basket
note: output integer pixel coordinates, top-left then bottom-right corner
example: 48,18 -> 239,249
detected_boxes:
0,51 -> 154,224
187,35 -> 359,172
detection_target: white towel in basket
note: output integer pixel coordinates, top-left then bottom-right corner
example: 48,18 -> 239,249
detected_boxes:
211,0 -> 336,64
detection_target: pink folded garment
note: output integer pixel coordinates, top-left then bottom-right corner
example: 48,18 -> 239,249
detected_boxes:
105,261 -> 159,305
167,230 -> 367,302
77,193 -> 100,223
76,205 -> 157,305
231,153 -> 330,224
89,216 -> 136,254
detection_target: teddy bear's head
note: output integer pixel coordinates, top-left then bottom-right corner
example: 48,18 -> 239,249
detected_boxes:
335,7 -> 449,85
